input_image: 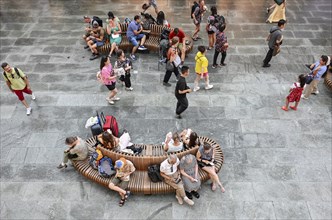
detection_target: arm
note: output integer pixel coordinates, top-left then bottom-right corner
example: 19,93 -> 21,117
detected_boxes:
23,76 -> 31,89
196,150 -> 211,165
106,25 -> 111,35
96,29 -> 104,41
160,171 -> 172,181
117,23 -> 122,34
180,168 -> 195,181
178,88 -> 191,94
312,65 -> 322,76
195,164 -> 199,180
5,80 -> 13,92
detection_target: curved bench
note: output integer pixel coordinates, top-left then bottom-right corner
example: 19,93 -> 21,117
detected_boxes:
97,24 -> 194,55
72,136 -> 224,195
324,68 -> 332,92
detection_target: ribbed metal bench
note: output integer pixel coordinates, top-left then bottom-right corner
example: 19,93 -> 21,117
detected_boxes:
97,23 -> 194,54
72,136 -> 224,194
324,69 -> 332,92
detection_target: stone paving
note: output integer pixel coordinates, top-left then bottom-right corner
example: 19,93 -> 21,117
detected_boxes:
0,0 -> 331,219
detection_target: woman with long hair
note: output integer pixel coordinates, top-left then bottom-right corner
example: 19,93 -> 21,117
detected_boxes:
100,56 -> 120,105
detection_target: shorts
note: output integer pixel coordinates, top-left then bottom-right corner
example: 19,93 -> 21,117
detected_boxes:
13,86 -> 33,101
111,177 -> 129,189
106,82 -> 116,91
207,30 -> 215,35
93,39 -> 105,47
196,72 -> 209,78
129,34 -> 145,47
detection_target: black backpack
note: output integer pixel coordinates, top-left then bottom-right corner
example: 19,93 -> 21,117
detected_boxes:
92,16 -> 103,27
3,67 -> 23,81
190,1 -> 199,19
148,164 -> 164,182
214,15 -> 225,28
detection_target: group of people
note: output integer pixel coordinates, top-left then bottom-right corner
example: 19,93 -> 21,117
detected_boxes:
57,127 -> 225,207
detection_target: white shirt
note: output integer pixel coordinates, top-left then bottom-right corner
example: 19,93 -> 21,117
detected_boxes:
160,158 -> 180,175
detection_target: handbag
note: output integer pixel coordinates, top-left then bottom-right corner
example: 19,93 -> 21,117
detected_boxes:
166,61 -> 174,71
274,0 -> 284,5
272,44 -> 280,56
305,73 -> 314,84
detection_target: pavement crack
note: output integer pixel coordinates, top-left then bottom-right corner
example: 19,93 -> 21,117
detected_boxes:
146,203 -> 172,220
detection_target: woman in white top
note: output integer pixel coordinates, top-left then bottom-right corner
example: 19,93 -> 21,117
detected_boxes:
163,132 -> 184,153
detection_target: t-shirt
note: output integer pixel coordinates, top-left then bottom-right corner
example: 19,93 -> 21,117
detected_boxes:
268,26 -> 282,49
166,140 -> 184,153
3,68 -> 26,90
101,64 -> 115,85
126,20 -> 141,39
312,61 -> 327,80
195,51 -> 208,73
69,137 -> 88,161
169,29 -> 185,43
115,160 -> 136,181
160,158 -> 180,175
175,76 -> 189,98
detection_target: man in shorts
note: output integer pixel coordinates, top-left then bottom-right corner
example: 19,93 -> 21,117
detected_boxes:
87,20 -> 105,60
126,15 -> 148,61
2,62 -> 35,115
169,28 -> 187,66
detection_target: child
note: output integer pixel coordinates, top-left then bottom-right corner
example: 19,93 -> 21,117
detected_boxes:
114,49 -> 133,91
282,74 -> 306,111
194,45 -> 213,91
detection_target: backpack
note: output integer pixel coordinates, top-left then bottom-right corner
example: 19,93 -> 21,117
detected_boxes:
3,67 -> 23,81
124,17 -> 131,24
190,1 -> 200,19
92,16 -> 103,27
89,149 -> 103,170
148,164 -> 164,182
214,15 -> 225,29
98,157 -> 116,178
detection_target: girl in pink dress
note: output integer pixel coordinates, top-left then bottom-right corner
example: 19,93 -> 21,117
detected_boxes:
282,74 -> 306,111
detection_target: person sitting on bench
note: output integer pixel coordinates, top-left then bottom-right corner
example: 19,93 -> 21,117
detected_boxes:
163,132 -> 184,153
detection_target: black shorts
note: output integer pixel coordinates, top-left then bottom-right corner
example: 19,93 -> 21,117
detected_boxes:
207,30 -> 215,35
106,82 -> 116,91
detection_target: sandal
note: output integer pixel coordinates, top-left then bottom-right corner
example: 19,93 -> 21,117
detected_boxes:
281,106 -> 288,111
124,191 -> 131,200
119,198 -> 126,207
290,106 -> 297,111
191,191 -> 200,198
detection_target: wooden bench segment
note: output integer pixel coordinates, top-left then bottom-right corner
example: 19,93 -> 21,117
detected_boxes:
324,70 -> 332,92
97,23 -> 194,54
72,136 -> 224,194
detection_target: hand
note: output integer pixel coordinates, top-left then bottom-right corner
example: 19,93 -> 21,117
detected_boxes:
27,86 -> 31,90
187,89 -> 192,93
190,177 -> 196,182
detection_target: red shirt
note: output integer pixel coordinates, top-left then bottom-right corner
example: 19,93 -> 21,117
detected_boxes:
169,29 -> 186,43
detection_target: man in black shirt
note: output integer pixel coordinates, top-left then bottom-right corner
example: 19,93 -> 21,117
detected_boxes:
175,66 -> 192,119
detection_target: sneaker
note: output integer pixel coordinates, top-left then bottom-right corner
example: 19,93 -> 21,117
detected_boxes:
108,100 -> 115,105
262,64 -> 271,68
125,87 -> 134,91
183,197 -> 194,206
57,163 -> 67,169
163,82 -> 171,87
89,53 -> 100,60
112,97 -> 120,101
26,107 -> 32,115
106,97 -> 112,101
31,93 -> 36,100
220,63 -> 227,66
205,85 -> 213,90
175,114 -> 182,119
138,45 -> 147,50
301,94 -> 308,100
175,196 -> 183,205
311,90 -> 319,95
84,45 -> 89,49
130,54 -> 136,61
212,65 -> 218,69
193,87 -> 200,92
159,57 -> 167,63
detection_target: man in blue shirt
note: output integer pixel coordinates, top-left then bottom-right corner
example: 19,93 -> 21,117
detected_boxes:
126,15 -> 147,61
302,55 -> 328,99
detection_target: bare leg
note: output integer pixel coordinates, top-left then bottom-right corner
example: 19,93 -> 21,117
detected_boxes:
108,183 -> 126,196
21,99 -> 29,108
109,43 -> 116,56
140,35 -> 146,46
194,74 -> 201,89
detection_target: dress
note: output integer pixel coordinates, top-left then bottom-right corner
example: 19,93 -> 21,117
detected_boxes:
287,82 -> 303,102
109,25 -> 122,45
180,154 -> 201,192
267,2 -> 286,23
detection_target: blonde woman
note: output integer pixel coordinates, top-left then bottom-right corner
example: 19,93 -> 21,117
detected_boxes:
266,0 -> 286,23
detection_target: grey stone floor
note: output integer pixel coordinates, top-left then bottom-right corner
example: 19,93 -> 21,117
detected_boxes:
0,0 -> 331,219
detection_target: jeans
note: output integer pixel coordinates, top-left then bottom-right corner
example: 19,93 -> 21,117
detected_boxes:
263,47 -> 274,65
213,50 -> 227,65
163,64 -> 179,83
175,96 -> 188,115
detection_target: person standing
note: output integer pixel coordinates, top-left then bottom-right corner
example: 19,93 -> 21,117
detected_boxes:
262,19 -> 286,67
192,0 -> 207,41
2,62 -> 35,115
114,49 -> 133,91
163,36 -> 181,87
175,66 -> 192,119
194,46 -> 213,91
281,74 -> 306,111
99,56 -> 120,105
302,55 -> 328,99
212,24 -> 228,68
